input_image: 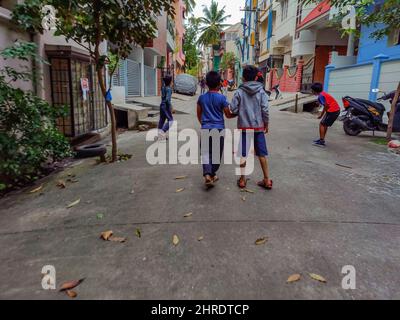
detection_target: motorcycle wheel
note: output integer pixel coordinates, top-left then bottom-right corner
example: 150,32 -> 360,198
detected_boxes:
343,119 -> 362,136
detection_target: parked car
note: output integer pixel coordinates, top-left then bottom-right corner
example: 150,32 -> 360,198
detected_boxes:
174,74 -> 197,96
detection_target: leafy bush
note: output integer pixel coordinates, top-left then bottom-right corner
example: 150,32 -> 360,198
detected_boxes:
0,42 -> 72,189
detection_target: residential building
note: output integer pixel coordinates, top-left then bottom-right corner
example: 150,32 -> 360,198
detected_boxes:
173,0 -> 186,75
220,22 -> 242,82
1,1 -> 109,140
325,0 -> 400,114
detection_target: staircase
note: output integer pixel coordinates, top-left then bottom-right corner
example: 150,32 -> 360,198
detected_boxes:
270,93 -> 318,112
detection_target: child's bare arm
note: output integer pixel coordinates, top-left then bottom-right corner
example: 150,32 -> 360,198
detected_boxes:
261,92 -> 270,131
197,103 -> 202,124
224,107 -> 237,119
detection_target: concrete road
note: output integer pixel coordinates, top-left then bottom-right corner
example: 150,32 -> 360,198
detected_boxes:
0,93 -> 399,300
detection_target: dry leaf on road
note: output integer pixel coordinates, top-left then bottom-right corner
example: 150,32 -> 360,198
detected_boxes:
173,235 -> 180,246
183,212 -> 193,218
100,230 -> 113,241
135,228 -> 142,238
176,188 -> 185,193
175,176 -> 187,180
198,236 -> 204,241
255,237 -> 268,245
309,273 -> 327,283
287,274 -> 301,283
59,279 -> 85,292
66,290 -> 77,298
241,196 -> 246,202
29,185 -> 43,194
57,180 -> 66,189
109,236 -> 127,243
67,199 -> 80,208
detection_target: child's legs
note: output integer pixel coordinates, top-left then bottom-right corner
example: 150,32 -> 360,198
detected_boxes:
258,156 -> 270,180
254,132 -> 270,180
239,131 -> 252,178
162,105 -> 174,132
211,135 -> 225,176
158,107 -> 167,131
319,123 -> 328,140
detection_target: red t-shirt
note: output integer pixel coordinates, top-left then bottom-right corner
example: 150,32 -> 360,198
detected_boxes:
319,92 -> 340,113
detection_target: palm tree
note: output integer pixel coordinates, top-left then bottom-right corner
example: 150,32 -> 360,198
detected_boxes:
197,0 -> 231,47
184,0 -> 196,14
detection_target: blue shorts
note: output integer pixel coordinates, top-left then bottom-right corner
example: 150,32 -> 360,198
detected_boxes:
240,131 -> 268,157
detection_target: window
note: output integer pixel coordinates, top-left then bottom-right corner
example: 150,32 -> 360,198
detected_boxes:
281,0 -> 289,22
295,0 -> 303,39
388,29 -> 400,47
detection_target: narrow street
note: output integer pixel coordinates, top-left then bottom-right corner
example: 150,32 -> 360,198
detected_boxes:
0,93 -> 399,300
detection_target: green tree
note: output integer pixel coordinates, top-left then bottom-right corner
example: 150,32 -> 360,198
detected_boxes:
12,0 -> 175,162
220,52 -> 237,73
198,0 -> 231,47
0,42 -> 71,190
303,0 -> 400,40
184,0 -> 196,14
183,17 -> 201,71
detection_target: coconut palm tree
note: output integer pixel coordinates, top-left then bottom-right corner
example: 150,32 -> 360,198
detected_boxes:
197,0 -> 231,47
184,0 -> 196,14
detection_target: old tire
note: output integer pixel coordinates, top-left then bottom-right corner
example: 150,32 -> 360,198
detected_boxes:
343,120 -> 362,136
75,144 -> 107,159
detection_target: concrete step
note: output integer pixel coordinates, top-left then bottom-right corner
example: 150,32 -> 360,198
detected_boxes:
138,117 -> 159,128
147,110 -> 160,118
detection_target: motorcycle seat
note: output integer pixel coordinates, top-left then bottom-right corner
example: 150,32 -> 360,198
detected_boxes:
354,98 -> 386,114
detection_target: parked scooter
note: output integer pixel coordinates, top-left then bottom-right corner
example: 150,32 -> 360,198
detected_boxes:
339,90 -> 400,136
266,84 -> 283,101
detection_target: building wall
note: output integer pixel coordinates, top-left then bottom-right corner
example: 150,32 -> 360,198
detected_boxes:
357,24 -> 400,64
327,63 -> 374,107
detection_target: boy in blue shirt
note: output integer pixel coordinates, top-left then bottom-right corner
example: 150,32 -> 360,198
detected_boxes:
197,71 -> 234,188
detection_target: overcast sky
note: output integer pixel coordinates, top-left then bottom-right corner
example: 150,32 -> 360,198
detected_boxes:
191,0 -> 244,28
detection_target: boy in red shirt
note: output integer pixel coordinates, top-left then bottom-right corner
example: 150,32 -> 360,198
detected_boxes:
311,82 -> 341,147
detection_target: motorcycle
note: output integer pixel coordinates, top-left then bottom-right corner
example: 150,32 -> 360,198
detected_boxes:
339,90 -> 400,136
266,84 -> 283,101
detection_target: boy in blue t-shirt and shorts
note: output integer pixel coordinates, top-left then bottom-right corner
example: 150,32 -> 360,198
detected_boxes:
197,71 -> 234,189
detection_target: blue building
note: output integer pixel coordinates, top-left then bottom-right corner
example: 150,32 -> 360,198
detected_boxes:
325,2 -> 400,111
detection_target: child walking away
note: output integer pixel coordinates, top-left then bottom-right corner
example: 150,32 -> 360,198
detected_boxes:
197,71 -> 234,189
311,82 -> 341,147
158,76 -> 174,140
230,66 -> 273,190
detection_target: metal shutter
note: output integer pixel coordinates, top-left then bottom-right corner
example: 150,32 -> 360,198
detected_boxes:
144,65 -> 156,96
127,59 -> 141,96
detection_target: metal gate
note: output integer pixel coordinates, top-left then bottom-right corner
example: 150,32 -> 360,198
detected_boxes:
301,57 -> 315,93
144,65 -> 156,96
112,59 -> 141,97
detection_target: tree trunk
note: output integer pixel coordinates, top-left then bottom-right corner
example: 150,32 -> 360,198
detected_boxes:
386,82 -> 400,141
97,67 -> 118,162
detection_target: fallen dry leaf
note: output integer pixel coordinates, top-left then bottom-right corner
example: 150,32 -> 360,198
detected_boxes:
241,196 -> 246,202
176,188 -> 185,193
198,236 -> 204,241
255,237 -> 268,245
175,176 -> 187,180
135,228 -> 142,238
183,212 -> 193,218
100,230 -> 113,241
57,180 -> 66,189
59,279 -> 85,292
244,189 -> 255,194
287,274 -> 301,283
173,235 -> 180,246
109,236 -> 127,243
66,290 -> 77,298
29,185 -> 43,194
67,198 -> 80,208
309,273 -> 327,283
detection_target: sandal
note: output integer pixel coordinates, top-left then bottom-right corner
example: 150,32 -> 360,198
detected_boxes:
237,177 -> 247,189
205,176 -> 214,189
257,179 -> 273,190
